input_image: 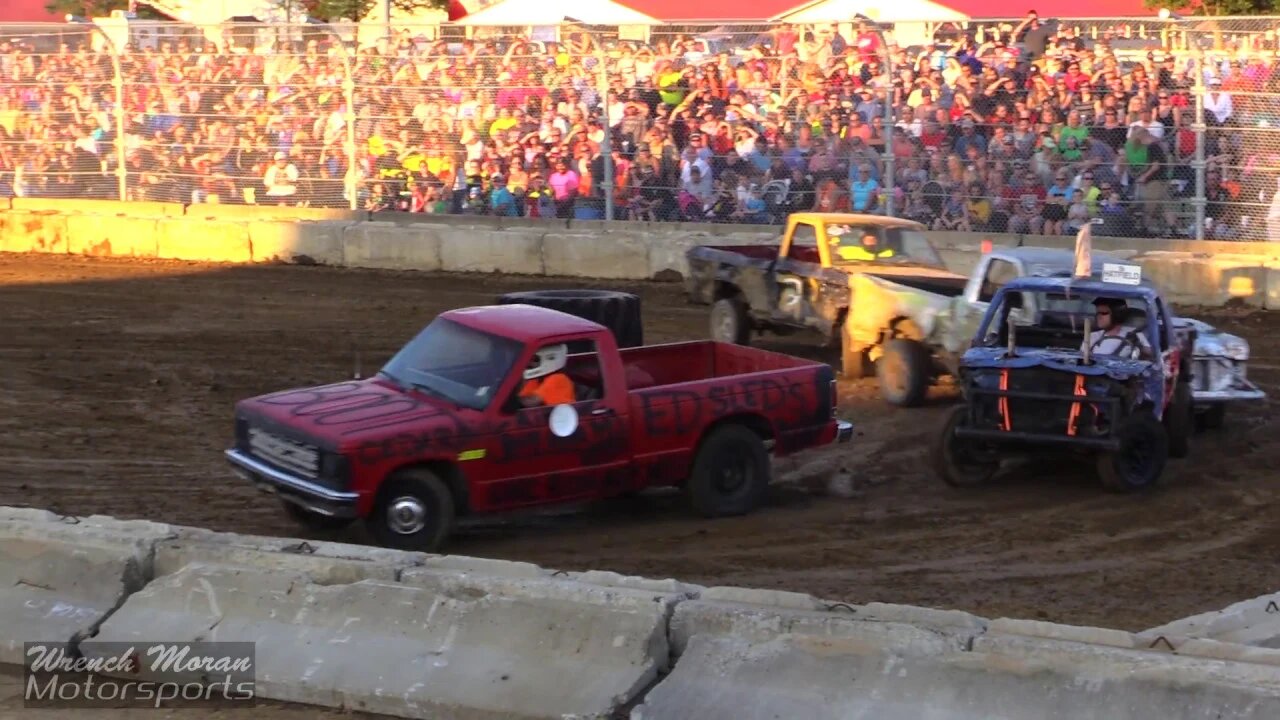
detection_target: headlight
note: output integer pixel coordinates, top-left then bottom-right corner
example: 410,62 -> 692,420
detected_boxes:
234,417 -> 249,449
318,453 -> 351,490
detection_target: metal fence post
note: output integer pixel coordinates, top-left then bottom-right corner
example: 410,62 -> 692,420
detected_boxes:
108,37 -> 127,201
599,40 -> 614,221
1192,52 -> 1206,241
883,40 -> 895,217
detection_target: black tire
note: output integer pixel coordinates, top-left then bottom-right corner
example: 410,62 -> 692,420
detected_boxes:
931,405 -> 1001,487
1097,411 -> 1169,493
281,500 -> 355,532
685,424 -> 771,517
841,323 -> 870,378
1165,381 -> 1193,459
496,289 -> 643,348
877,338 -> 932,407
365,468 -> 456,551
1196,404 -> 1227,431
710,296 -> 751,345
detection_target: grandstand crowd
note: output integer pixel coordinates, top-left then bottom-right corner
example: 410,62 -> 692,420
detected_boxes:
2,13 -> 1280,239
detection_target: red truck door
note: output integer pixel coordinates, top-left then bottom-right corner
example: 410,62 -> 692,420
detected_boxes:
476,335 -> 632,509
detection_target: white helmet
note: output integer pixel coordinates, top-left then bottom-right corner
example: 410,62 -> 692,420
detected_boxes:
524,344 -> 567,380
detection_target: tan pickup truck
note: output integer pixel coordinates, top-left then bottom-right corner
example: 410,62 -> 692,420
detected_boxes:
684,212 -> 970,406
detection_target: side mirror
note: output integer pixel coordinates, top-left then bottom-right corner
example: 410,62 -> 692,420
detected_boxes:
549,404 -> 579,438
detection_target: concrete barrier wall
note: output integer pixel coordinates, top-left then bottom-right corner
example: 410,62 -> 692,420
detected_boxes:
5,199 -> 1280,307
1,506 -> 1278,719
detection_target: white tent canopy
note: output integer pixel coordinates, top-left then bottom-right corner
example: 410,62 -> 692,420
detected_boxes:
457,0 -> 660,25
775,0 -> 967,23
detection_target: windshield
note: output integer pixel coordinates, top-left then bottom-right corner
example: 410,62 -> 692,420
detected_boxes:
977,289 -> 1154,353
826,224 -> 944,267
380,318 -> 523,410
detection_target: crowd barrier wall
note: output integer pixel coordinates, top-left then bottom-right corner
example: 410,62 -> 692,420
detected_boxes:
5,199 -> 1280,307
2,506 -> 1279,719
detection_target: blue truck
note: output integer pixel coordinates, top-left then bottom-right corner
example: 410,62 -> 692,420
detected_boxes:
932,273 -> 1196,492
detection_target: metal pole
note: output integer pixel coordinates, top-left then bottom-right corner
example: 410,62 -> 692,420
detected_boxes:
333,31 -> 357,211
883,36 -> 894,217
1193,53 -> 1206,241
598,35 -> 614,221
345,76 -> 358,211
107,34 -> 127,201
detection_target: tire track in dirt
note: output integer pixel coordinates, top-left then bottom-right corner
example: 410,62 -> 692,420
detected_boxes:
2,254 -> 1278,632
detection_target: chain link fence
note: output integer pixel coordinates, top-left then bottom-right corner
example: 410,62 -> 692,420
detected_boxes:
3,17 -> 1280,240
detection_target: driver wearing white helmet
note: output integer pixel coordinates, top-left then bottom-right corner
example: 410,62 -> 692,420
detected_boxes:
518,344 -> 575,407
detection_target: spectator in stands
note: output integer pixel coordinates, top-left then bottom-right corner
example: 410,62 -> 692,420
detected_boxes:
6,20 -> 1274,238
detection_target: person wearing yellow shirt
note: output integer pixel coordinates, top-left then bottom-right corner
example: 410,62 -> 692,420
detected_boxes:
834,231 -> 895,261
965,184 -> 993,231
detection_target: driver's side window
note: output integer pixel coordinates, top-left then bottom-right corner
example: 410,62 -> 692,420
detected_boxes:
791,223 -> 818,247
978,259 -> 1018,303
509,339 -> 605,412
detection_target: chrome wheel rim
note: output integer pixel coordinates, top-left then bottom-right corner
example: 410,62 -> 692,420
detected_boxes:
387,496 -> 427,535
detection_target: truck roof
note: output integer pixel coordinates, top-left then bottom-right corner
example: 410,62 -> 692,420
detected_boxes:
443,304 -> 607,343
1001,275 -> 1160,301
989,246 -> 1129,270
791,212 -> 927,230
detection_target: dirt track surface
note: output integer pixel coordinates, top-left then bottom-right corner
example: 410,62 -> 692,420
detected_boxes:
3,253 -> 1279,640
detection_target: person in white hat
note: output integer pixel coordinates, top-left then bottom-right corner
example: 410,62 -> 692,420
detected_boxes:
263,151 -> 298,201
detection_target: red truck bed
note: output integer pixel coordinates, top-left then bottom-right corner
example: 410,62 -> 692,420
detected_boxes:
590,340 -> 818,391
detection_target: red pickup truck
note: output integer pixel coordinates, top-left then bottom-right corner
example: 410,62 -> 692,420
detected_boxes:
226,304 -> 853,550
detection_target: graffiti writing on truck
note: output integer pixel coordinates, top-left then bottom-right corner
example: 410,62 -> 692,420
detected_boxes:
634,370 -> 832,439
258,382 -> 470,436
347,396 -> 627,466
487,405 -> 627,465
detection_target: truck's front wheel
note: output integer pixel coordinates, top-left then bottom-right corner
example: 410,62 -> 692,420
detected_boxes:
686,424 -> 771,517
1097,412 -> 1168,493
932,406 -> 1000,487
877,339 -> 932,407
710,297 -> 751,345
367,469 -> 456,552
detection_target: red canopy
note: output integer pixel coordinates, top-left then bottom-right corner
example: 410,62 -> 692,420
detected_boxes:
0,0 -> 62,22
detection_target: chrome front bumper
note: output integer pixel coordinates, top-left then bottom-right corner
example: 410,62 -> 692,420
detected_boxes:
836,420 -> 854,443
225,448 -> 359,518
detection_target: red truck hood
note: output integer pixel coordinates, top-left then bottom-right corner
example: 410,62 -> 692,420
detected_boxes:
234,377 -> 482,452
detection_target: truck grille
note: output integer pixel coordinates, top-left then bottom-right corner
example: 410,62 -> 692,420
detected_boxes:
1191,357 -> 1241,393
247,427 -> 320,478
968,368 -> 1118,436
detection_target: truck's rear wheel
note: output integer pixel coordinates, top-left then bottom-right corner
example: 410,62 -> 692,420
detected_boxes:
931,406 -> 1000,487
877,339 -> 931,407
496,289 -> 643,348
686,424 -> 770,517
710,297 -> 751,345
1196,404 -> 1226,431
367,468 -> 456,551
282,500 -> 354,532
1097,411 -> 1168,493
1165,380 -> 1193,458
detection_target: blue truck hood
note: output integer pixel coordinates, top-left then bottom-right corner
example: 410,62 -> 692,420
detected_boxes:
962,347 -> 1153,381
